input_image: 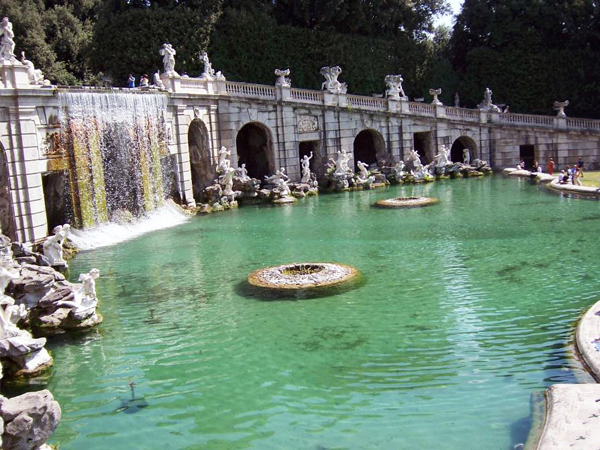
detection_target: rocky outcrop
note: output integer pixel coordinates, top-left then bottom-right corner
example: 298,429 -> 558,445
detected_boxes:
0,390 -> 61,450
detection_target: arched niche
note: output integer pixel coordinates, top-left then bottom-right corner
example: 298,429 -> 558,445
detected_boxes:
0,143 -> 15,240
236,122 -> 274,181
188,119 -> 213,200
450,136 -> 478,163
353,129 -> 386,170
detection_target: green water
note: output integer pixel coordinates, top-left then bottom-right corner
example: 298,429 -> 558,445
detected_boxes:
42,176 -> 599,449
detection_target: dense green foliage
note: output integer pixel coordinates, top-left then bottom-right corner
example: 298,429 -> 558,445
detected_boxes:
451,0 -> 600,117
1,0 -> 600,118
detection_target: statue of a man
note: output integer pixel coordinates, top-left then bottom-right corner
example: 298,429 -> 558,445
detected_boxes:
159,43 -> 177,75
235,163 -> 250,182
43,224 -> 71,267
463,148 -> 470,165
217,147 -> 231,173
199,52 -> 215,80
0,17 -> 16,62
301,152 -> 313,183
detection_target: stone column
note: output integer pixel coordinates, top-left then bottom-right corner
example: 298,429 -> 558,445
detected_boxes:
172,105 -> 195,206
5,105 -> 48,243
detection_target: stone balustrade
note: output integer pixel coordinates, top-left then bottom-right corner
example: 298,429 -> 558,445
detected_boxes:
161,76 -> 600,133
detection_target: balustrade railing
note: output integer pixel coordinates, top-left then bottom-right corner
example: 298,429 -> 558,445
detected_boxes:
347,94 -> 387,111
445,107 -> 479,121
290,88 -> 323,103
225,82 -> 276,99
566,117 -> 600,131
498,112 -> 554,127
408,102 -> 435,116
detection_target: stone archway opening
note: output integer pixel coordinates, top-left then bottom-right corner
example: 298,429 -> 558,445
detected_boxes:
0,143 -> 15,240
236,122 -> 274,181
188,119 -> 213,200
450,136 -> 478,163
413,132 -> 432,165
299,141 -> 323,182
353,129 -> 385,170
519,145 -> 535,170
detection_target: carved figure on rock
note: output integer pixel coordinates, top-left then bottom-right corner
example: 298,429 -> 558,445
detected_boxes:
275,176 -> 291,197
20,52 -> 45,85
275,69 -> 291,88
463,148 -> 470,165
0,17 -> 16,62
235,163 -> 251,182
393,160 -> 405,179
265,167 -> 289,185
301,152 -> 313,183
320,66 -> 347,94
434,145 -> 451,168
43,224 -> 70,268
355,161 -> 375,185
217,146 -> 231,173
56,268 -> 100,320
406,149 -> 423,172
199,52 -> 215,80
221,167 -> 235,197
159,43 -> 177,75
334,149 -> 352,175
385,75 -> 408,100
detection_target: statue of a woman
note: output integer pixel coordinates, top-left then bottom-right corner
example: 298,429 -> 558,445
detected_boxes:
301,152 -> 313,183
159,43 -> 177,75
0,17 -> 16,62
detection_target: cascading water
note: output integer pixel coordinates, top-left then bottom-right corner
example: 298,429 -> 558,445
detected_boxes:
58,91 -> 173,229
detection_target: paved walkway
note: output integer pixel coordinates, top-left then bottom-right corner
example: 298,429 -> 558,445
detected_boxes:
535,300 -> 600,449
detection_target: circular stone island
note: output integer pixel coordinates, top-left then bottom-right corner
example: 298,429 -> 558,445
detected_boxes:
247,263 -> 360,290
374,196 -> 439,208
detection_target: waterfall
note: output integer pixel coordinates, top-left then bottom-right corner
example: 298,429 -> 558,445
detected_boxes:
58,91 -> 173,229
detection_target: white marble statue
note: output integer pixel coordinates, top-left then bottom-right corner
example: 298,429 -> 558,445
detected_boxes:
0,265 -> 18,304
20,52 -> 45,85
235,163 -> 251,182
217,146 -> 231,173
385,75 -> 407,100
334,149 -> 352,175
434,145 -> 451,168
356,161 -> 369,180
463,148 -> 470,165
275,69 -> 291,88
454,92 -> 460,107
406,149 -> 423,172
0,295 -> 26,339
153,71 -> 165,89
221,167 -> 235,196
43,224 -> 71,268
554,100 -> 569,118
430,88 -> 442,105
199,52 -> 215,80
56,268 -> 100,319
301,152 -> 313,183
393,160 -> 405,179
275,176 -> 291,197
265,167 -> 289,185
0,17 -> 16,62
320,66 -> 347,94
159,43 -> 177,75
478,87 -> 501,112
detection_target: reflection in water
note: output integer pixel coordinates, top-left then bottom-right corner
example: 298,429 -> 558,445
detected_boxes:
40,177 -> 600,450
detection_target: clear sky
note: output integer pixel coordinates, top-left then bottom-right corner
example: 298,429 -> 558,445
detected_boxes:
434,0 -> 464,28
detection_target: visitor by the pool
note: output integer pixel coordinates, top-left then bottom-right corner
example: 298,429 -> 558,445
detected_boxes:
532,160 -> 540,173
574,166 -> 584,186
127,74 -> 135,88
577,156 -> 584,168
139,74 -> 149,87
558,170 -> 567,183
548,158 -> 555,175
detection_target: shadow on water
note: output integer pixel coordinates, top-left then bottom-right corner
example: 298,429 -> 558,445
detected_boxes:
509,415 -> 530,450
235,275 -> 365,301
114,382 -> 148,414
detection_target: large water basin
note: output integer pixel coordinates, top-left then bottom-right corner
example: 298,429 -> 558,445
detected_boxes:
41,176 -> 599,449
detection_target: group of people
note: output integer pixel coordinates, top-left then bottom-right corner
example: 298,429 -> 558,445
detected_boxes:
127,73 -> 150,88
557,159 -> 585,185
517,156 -> 587,186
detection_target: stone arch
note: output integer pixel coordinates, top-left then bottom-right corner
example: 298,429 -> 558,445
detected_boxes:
188,119 -> 213,200
0,142 -> 15,240
450,136 -> 478,163
236,122 -> 275,181
353,129 -> 386,170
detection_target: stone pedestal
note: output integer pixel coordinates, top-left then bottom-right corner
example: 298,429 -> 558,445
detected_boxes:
0,62 -> 31,89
